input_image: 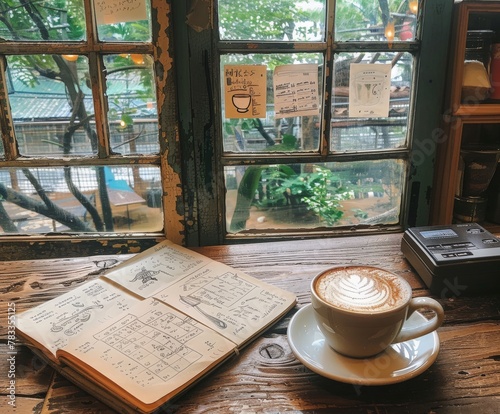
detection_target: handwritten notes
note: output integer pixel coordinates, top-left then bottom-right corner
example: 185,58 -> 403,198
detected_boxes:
94,0 -> 147,25
273,64 -> 320,119
156,261 -> 293,343
102,240 -> 295,344
61,298 -> 235,405
16,239 -> 296,411
103,241 -> 210,298
223,63 -> 321,120
224,65 -> 267,119
348,63 -> 391,117
16,279 -> 141,358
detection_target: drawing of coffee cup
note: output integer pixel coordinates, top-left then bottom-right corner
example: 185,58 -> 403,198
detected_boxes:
232,93 -> 252,113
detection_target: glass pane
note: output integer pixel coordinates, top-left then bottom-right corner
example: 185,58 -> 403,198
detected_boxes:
104,54 -> 159,155
218,0 -> 326,41
221,53 -> 323,153
225,159 -> 404,233
331,52 -> 412,151
7,54 -> 96,156
0,166 -> 162,234
335,0 -> 418,42
96,2 -> 151,42
0,0 -> 86,41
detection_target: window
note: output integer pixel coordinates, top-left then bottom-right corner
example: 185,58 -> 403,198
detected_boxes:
0,0 -> 181,253
0,0 -> 453,254
214,0 -> 452,241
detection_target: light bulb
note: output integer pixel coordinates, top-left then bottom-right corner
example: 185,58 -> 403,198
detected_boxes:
62,55 -> 78,62
409,1 -> 418,14
385,21 -> 395,42
130,54 -> 144,65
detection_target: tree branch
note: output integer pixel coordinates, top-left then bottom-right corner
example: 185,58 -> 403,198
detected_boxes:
0,183 -> 93,232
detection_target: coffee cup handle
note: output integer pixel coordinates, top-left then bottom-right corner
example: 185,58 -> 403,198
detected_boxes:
393,297 -> 444,344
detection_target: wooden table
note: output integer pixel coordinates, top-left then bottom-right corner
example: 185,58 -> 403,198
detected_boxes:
1,233 -> 499,413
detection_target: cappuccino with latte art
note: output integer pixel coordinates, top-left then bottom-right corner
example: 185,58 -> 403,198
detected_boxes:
310,266 -> 444,358
314,266 -> 410,313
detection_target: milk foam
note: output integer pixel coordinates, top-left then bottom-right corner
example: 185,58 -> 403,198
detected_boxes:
315,267 -> 410,312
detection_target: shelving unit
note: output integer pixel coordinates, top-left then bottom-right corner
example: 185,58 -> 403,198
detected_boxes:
431,0 -> 500,232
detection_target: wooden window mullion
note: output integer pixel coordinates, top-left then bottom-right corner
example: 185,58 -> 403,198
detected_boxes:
87,52 -> 111,158
0,56 -> 18,161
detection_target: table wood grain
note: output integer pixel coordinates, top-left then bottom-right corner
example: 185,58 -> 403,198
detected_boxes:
1,233 -> 499,413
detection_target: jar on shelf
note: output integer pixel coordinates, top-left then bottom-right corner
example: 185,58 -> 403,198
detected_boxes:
454,148 -> 500,223
454,196 -> 488,223
465,30 -> 495,69
459,148 -> 500,197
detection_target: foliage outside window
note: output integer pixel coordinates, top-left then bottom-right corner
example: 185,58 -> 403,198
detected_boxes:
0,0 -> 165,238
217,0 -> 423,237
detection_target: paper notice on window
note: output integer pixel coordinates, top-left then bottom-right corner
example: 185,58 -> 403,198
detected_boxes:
348,64 -> 391,118
273,64 -> 320,119
224,65 -> 267,119
94,0 -> 147,25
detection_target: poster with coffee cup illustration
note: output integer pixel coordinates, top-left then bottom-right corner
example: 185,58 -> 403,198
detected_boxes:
224,65 -> 267,119
348,63 -> 391,118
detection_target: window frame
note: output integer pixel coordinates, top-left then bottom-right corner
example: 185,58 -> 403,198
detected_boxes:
0,0 -> 183,259
0,0 -> 455,258
206,0 -> 454,243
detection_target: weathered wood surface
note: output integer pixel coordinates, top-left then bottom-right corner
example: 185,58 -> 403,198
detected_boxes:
0,238 -> 161,262
1,233 -> 499,413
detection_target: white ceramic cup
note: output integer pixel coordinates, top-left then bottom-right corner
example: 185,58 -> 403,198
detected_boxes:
311,266 -> 444,358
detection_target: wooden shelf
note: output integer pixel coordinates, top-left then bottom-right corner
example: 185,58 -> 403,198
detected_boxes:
453,103 -> 500,116
446,2 -> 500,116
430,1 -> 500,226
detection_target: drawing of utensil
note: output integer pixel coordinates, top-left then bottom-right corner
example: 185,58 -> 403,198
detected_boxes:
179,295 -> 227,329
51,304 -> 104,333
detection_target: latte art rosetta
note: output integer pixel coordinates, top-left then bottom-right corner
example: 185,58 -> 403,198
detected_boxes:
315,267 -> 409,312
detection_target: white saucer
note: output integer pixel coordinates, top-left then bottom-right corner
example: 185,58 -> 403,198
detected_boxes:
287,303 -> 440,386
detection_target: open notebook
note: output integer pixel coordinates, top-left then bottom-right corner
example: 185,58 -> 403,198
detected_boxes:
16,240 -> 296,413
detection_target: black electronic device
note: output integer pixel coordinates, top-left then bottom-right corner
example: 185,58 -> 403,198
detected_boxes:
401,223 -> 500,296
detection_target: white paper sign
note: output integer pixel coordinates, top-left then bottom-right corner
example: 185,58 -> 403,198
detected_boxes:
273,64 -> 320,119
348,63 -> 391,118
94,0 -> 147,25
